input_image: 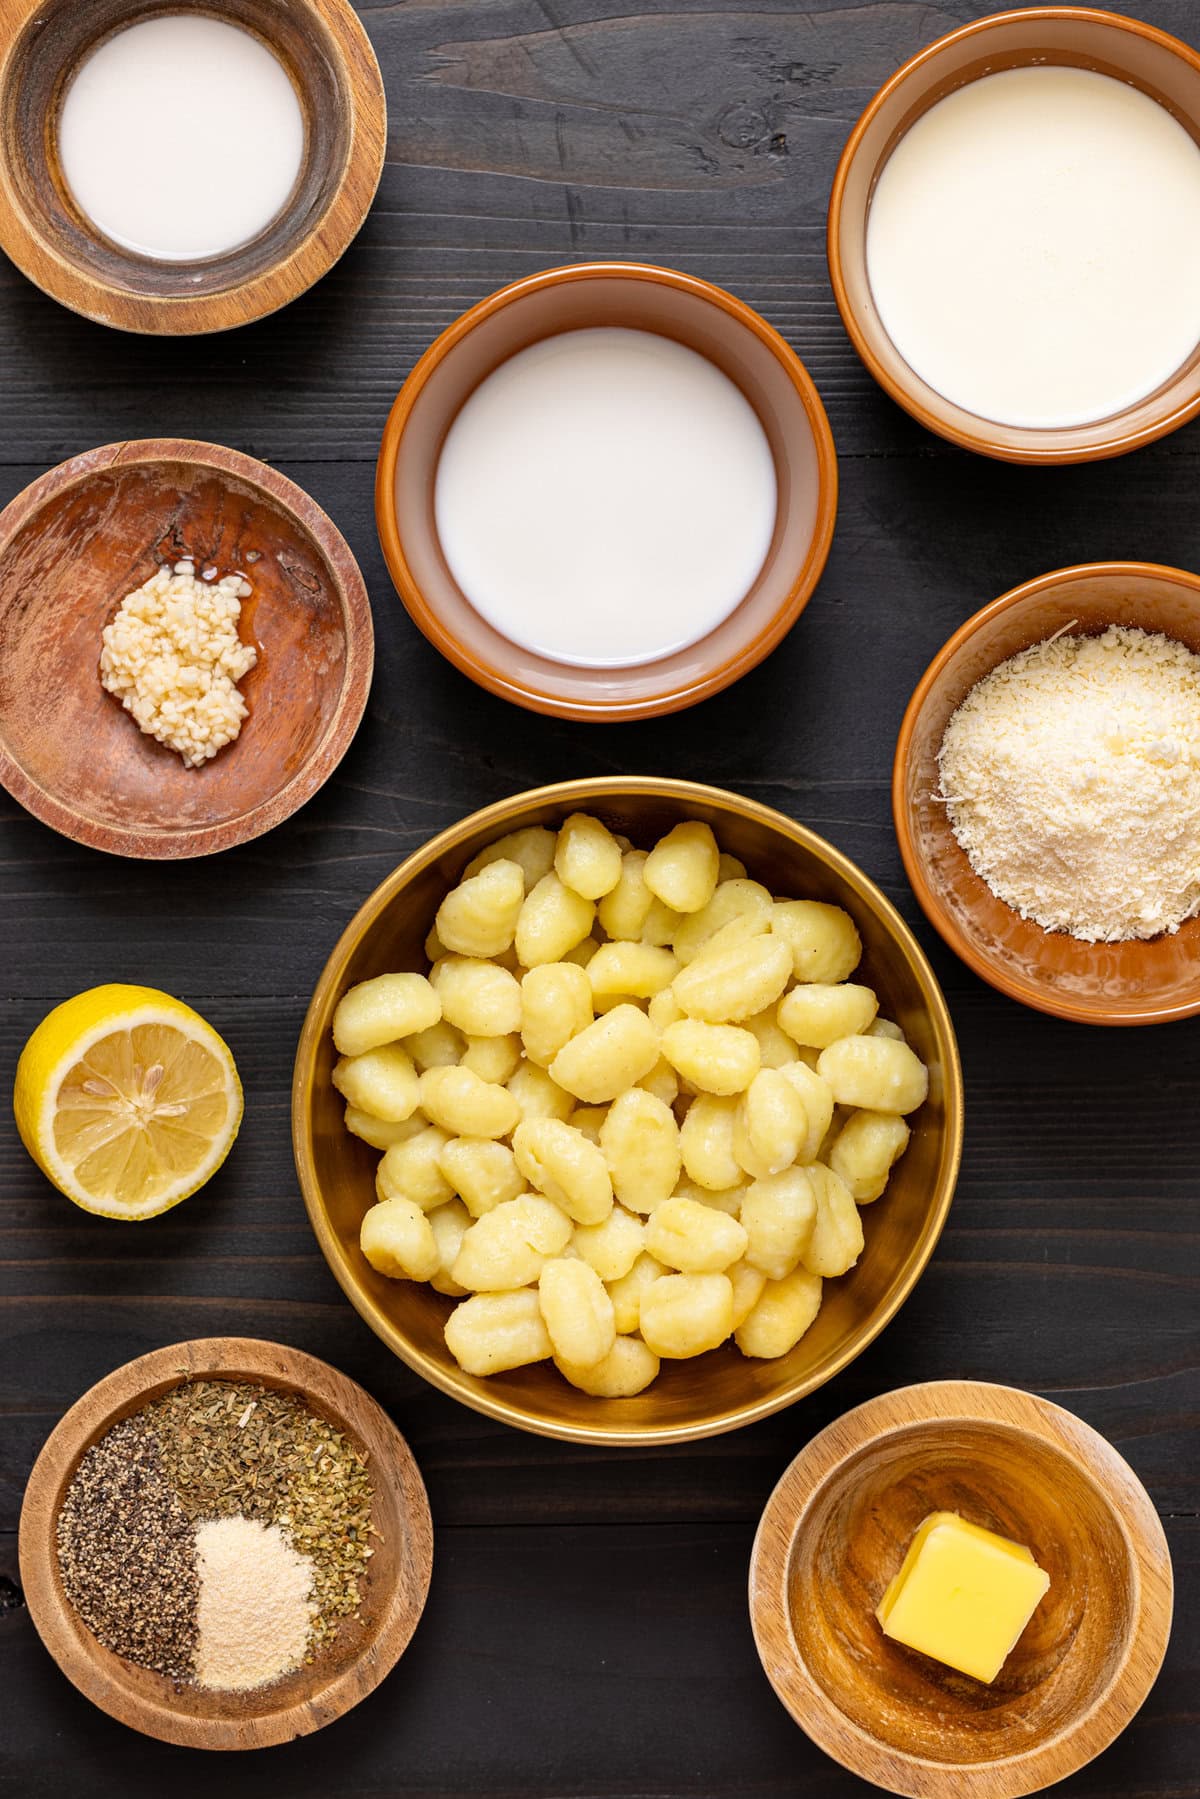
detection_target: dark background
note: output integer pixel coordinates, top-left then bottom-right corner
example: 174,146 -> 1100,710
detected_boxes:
1,2 -> 1197,1794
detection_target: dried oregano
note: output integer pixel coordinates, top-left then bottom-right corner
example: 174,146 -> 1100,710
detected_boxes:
145,1379 -> 375,1650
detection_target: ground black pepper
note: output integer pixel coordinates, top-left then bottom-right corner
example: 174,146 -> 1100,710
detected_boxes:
56,1417 -> 198,1681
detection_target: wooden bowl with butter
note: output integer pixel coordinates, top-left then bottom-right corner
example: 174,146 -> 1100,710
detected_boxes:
0,439 -> 373,858
750,1380 -> 1173,1798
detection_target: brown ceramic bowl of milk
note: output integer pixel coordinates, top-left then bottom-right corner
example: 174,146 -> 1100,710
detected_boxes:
0,0 -> 385,334
374,262 -> 838,720
829,7 -> 1200,464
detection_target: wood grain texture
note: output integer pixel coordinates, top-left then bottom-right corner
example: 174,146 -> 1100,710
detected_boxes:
749,1382 -> 1173,1797
0,440 -> 374,857
0,1 -> 1197,1794
17,1337 -> 433,1749
0,0 -> 386,335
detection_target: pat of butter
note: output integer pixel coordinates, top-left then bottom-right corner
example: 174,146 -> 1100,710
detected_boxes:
876,1511 -> 1050,1684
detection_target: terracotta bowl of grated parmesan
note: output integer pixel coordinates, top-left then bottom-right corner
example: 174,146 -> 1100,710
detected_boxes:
894,561 -> 1200,1025
0,439 -> 373,858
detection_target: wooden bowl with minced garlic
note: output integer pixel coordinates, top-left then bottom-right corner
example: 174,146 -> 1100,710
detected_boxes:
0,438 -> 373,857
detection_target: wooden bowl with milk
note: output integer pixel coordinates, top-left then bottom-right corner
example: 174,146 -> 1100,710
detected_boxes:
829,7 -> 1200,464
375,262 -> 838,721
0,0 -> 385,334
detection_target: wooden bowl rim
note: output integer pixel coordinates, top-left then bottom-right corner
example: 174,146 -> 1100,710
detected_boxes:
0,436 -> 375,858
17,1336 -> 433,1750
891,558 -> 1200,1025
0,0 -> 385,335
374,260 -> 839,721
827,6 -> 1200,465
292,774 -> 964,1445
748,1379 -> 1173,1799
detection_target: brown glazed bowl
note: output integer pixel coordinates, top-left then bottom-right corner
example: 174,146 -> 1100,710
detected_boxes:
893,561 -> 1200,1025
0,439 -> 374,858
293,777 -> 963,1446
828,7 -> 1200,464
375,263 -> 838,720
0,0 -> 385,334
749,1381 -> 1173,1799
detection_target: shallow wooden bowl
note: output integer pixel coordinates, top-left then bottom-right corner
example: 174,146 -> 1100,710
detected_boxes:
0,0 -> 385,333
18,1337 -> 434,1750
376,262 -> 838,720
0,438 -> 373,858
893,560 -> 1200,1024
828,7 -> 1200,463
750,1380 -> 1173,1798
293,777 -> 963,1446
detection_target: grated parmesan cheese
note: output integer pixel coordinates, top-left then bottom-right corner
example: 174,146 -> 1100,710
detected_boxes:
938,624 -> 1200,942
99,558 -> 257,769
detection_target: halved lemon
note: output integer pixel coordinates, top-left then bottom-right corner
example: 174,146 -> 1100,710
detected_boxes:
13,984 -> 243,1220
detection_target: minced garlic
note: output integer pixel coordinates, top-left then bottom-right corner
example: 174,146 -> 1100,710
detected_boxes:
100,558 -> 257,768
938,624 -> 1200,942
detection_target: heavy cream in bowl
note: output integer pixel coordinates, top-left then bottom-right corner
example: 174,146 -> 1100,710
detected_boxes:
432,328 -> 779,667
57,15 -> 305,263
865,66 -> 1200,429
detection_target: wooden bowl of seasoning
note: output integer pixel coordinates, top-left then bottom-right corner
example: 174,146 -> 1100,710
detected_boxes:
893,560 -> 1200,1025
0,0 -> 385,334
749,1380 -> 1173,1799
0,438 -> 373,858
293,776 -> 963,1446
18,1337 -> 433,1750
828,8 -> 1200,463
375,261 -> 838,721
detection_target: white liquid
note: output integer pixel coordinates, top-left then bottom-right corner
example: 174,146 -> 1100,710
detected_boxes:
433,328 -> 778,668
865,66 -> 1200,429
58,16 -> 305,262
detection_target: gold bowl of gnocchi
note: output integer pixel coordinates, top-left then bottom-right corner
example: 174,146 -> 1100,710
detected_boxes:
293,778 -> 963,1444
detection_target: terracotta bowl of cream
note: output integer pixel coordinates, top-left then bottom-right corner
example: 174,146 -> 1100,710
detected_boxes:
375,262 -> 838,721
0,0 -> 385,334
828,7 -> 1200,464
893,561 -> 1200,1025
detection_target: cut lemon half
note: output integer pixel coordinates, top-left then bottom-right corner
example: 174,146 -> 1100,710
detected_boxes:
13,984 -> 243,1220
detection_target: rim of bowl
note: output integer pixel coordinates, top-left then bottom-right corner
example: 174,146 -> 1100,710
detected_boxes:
374,262 -> 839,721
892,559 -> 1200,1025
292,775 -> 964,1445
0,437 -> 375,858
0,0 -> 386,336
827,6 -> 1200,465
17,1336 -> 434,1749
748,1378 -> 1173,1799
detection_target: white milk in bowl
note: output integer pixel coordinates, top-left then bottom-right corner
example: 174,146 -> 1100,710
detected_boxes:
432,328 -> 779,668
58,15 -> 305,263
865,65 -> 1200,429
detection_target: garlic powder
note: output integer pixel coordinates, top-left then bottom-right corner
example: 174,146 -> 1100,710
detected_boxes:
938,624 -> 1200,942
99,558 -> 257,768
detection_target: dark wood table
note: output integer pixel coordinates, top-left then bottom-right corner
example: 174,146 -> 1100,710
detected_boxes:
2,3 -> 1197,1794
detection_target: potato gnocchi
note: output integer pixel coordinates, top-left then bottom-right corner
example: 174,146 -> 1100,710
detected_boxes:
333,815 -> 928,1398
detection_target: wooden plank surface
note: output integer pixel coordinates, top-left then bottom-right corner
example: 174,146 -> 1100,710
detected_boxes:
1,1 -> 1197,1794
